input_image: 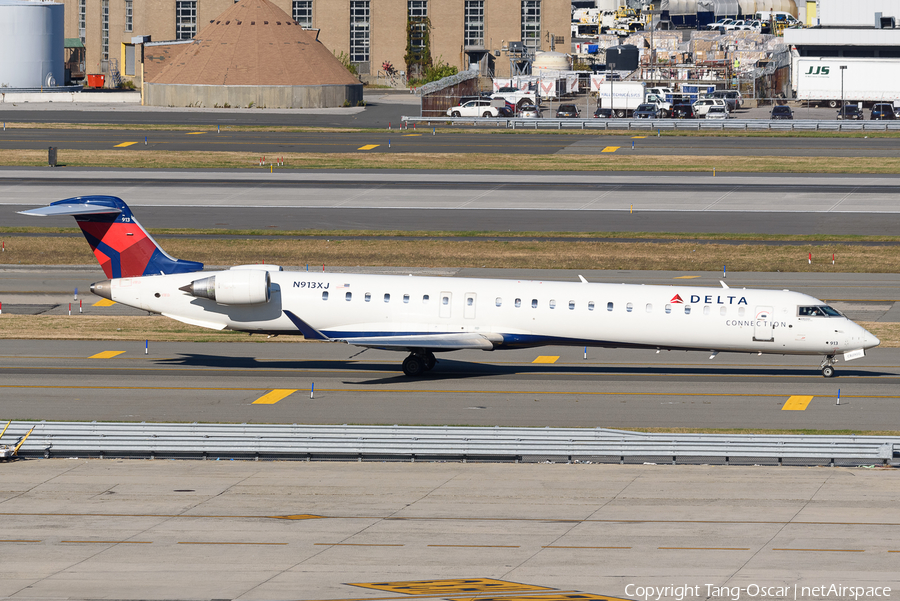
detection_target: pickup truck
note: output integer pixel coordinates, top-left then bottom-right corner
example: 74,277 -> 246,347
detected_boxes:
491,86 -> 537,110
644,93 -> 672,118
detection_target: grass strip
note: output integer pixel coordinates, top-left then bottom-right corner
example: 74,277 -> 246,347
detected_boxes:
7,121 -> 900,139
5,226 -> 900,244
5,148 -> 900,173
3,237 -> 900,273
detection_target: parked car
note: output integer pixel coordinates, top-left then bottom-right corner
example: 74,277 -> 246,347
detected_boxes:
671,102 -> 696,118
446,100 -> 500,118
770,105 -> 793,120
593,107 -> 614,118
518,105 -> 542,118
555,104 -> 580,118
633,103 -> 660,119
707,90 -> 742,111
836,104 -> 864,120
871,103 -> 896,120
692,98 -> 727,117
705,105 -> 730,120
707,18 -> 733,30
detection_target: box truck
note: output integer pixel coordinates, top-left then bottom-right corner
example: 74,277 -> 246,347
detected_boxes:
595,80 -> 646,117
794,57 -> 900,108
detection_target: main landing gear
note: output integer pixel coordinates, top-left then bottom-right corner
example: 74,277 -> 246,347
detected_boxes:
820,354 -> 837,378
402,351 -> 437,377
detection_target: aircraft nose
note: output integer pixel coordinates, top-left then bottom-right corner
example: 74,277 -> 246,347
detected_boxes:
91,280 -> 112,300
861,325 -> 880,349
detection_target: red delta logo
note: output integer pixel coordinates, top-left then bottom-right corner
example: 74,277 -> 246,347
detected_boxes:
670,294 -> 684,304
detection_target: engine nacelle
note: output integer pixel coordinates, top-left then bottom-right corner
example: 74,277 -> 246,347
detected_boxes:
179,270 -> 270,305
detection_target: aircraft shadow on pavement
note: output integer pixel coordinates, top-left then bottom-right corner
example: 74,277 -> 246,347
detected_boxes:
153,354 -> 891,382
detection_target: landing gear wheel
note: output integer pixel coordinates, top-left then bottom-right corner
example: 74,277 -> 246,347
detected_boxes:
402,355 -> 425,377
423,352 -> 436,371
820,354 -> 837,378
822,365 -> 835,378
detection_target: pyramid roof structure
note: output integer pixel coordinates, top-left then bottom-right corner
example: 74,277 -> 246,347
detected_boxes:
150,0 -> 360,86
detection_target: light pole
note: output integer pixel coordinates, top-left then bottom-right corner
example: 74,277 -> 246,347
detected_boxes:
608,60 -> 615,117
840,65 -> 847,118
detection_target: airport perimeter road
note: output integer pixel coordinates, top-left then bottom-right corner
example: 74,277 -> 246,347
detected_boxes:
3,127 -> 900,156
4,169 -> 900,235
1,339 -> 897,430
4,460 -> 899,601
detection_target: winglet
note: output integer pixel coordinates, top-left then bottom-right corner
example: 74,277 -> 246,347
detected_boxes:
720,280 -> 729,289
283,310 -> 331,341
578,275 -> 588,283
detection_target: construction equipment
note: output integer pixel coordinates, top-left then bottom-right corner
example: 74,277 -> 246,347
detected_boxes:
0,421 -> 35,460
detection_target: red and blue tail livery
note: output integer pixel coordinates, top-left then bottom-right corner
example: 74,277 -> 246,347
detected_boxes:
18,195 -> 203,278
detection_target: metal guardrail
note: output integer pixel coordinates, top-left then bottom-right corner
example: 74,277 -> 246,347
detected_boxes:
401,116 -> 900,132
2,422 -> 895,466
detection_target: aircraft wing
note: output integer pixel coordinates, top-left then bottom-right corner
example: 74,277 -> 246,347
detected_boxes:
18,204 -> 123,217
332,333 -> 496,351
283,310 -> 495,350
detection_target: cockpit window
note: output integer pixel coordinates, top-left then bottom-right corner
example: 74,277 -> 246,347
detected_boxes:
798,305 -> 842,317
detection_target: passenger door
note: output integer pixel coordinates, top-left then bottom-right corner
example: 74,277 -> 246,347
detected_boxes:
753,306 -> 774,342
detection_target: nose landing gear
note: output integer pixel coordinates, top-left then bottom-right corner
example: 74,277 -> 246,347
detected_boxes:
820,354 -> 837,377
402,350 -> 437,377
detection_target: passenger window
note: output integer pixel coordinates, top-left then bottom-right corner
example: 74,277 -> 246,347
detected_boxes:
515,298 -> 521,308
532,299 -> 538,309
738,306 -> 745,317
607,301 -> 613,311
684,305 -> 691,315
496,297 -> 502,307
322,291 -> 329,300
403,294 -> 410,303
365,292 -> 371,302
720,306 -> 727,316
345,292 -> 352,301
384,293 -> 390,303
423,294 -> 429,303
442,296 -> 449,305
549,299 -> 556,309
467,297 -> 474,306
646,303 -> 652,313
588,301 -> 594,311
665,304 -> 671,314
703,305 -> 710,315
626,302 -> 633,313
568,301 -> 575,310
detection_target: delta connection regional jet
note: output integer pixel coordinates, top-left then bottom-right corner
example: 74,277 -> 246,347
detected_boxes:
21,196 -> 880,377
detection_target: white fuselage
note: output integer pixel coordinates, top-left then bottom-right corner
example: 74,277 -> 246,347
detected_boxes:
101,269 -> 879,358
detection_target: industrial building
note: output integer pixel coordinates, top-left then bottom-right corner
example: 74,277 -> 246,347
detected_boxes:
56,0 -> 571,86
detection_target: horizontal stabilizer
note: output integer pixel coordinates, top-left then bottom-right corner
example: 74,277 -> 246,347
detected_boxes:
334,333 -> 496,351
18,204 -> 122,217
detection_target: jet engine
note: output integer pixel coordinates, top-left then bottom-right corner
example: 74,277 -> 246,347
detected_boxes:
179,270 -> 270,305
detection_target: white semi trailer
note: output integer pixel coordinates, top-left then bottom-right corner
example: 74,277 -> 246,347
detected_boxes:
794,57 -> 900,108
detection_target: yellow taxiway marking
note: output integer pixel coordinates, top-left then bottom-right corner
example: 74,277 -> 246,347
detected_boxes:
0,539 -> 41,543
89,350 -> 125,359
351,579 -> 552,594
113,142 -> 138,147
773,548 -> 864,552
428,544 -> 520,548
631,136 -> 647,139
659,546 -> 750,550
542,545 -> 631,549
271,514 -> 324,520
782,395 -> 813,411
92,298 -> 116,306
532,356 -> 559,364
62,540 -> 151,544
358,144 -> 380,150
458,596 -> 631,601
674,275 -> 700,279
185,132 -> 206,135
601,146 -> 620,153
403,134 -> 422,137
178,541 -> 288,545
315,543 -> 404,546
252,388 -> 297,405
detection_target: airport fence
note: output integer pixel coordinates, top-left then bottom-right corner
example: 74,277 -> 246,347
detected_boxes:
401,116 -> 900,132
2,421 -> 896,466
